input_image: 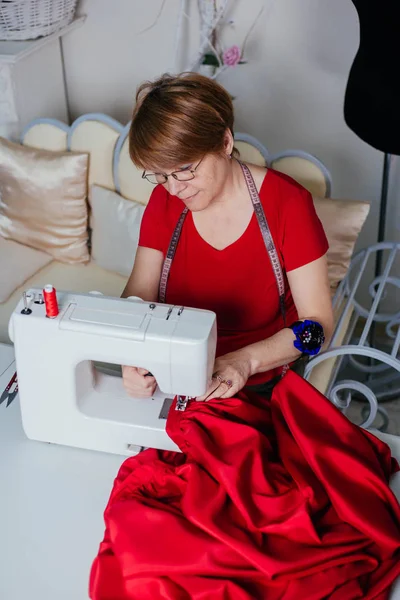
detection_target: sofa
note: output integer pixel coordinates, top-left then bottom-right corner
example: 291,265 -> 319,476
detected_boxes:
0,113 -> 370,397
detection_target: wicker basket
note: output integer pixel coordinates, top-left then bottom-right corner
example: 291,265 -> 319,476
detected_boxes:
0,0 -> 78,41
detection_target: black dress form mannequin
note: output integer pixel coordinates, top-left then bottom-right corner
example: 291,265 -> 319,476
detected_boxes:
344,1 -> 400,155
344,2 -> 400,393
344,1 -> 400,276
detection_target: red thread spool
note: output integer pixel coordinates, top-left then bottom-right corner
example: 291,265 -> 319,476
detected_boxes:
43,284 -> 59,318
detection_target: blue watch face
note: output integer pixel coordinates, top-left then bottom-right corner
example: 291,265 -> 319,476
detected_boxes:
293,320 -> 325,355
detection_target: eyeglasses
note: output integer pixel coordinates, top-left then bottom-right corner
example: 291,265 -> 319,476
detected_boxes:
142,156 -> 205,185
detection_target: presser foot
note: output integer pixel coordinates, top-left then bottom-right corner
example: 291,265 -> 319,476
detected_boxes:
175,396 -> 194,411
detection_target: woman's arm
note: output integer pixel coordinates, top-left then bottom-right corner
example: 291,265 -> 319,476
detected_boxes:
197,255 -> 334,400
240,254 -> 334,375
121,246 -> 164,302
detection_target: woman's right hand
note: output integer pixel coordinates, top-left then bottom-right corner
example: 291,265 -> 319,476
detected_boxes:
121,366 -> 157,398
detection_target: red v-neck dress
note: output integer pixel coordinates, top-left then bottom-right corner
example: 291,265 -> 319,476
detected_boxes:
138,169 -> 329,385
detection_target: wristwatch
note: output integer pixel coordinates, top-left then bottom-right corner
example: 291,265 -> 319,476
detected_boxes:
288,320 -> 325,356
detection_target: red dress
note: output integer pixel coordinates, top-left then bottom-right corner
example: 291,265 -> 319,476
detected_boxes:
138,169 -> 329,385
89,372 -> 400,599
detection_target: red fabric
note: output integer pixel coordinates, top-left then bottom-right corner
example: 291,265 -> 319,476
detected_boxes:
90,371 -> 400,600
138,170 -> 329,384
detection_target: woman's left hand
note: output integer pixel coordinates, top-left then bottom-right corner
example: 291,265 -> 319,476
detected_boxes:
196,351 -> 253,401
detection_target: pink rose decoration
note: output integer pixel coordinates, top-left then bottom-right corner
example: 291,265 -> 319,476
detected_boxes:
222,45 -> 241,67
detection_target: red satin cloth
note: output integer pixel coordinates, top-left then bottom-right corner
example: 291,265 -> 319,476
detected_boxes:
89,371 -> 400,599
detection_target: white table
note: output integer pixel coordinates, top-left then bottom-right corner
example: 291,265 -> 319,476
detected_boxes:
0,343 -> 399,599
0,343 -> 124,600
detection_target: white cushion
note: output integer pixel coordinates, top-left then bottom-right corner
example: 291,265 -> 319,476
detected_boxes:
89,185 -> 145,277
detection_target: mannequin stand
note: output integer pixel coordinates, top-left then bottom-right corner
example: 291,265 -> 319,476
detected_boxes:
375,153 -> 392,277
367,153 -> 400,404
370,153 -> 392,347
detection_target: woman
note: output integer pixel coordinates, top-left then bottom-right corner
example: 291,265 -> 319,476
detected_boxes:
89,74 -> 400,600
121,72 -> 334,401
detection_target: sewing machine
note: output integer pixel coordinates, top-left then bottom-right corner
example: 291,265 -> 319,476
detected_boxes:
8,288 -> 217,456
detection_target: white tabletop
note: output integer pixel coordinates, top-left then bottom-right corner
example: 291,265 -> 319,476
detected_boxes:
0,344 -> 124,600
0,343 -> 399,599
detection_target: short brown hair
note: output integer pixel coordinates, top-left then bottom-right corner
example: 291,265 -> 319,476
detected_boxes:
129,72 -> 235,170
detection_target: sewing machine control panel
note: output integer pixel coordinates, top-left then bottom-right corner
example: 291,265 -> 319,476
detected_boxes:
16,289 -> 176,322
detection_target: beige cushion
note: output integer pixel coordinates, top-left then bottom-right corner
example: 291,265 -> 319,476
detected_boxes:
22,123 -> 68,152
89,185 -> 145,277
117,136 -> 153,205
307,198 -> 370,395
314,197 -> 370,289
234,140 -> 267,167
271,156 -> 329,197
0,137 -> 89,264
69,120 -> 120,190
0,236 -> 52,303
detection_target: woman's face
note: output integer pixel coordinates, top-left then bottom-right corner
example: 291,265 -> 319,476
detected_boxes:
145,131 -> 234,212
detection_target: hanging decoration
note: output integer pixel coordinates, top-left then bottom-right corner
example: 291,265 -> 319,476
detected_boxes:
188,0 -> 265,81
138,0 -> 267,85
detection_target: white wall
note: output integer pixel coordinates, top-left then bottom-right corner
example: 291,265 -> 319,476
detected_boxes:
61,0 -> 400,260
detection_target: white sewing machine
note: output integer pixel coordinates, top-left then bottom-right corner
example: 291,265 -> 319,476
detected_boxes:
8,288 -> 217,456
